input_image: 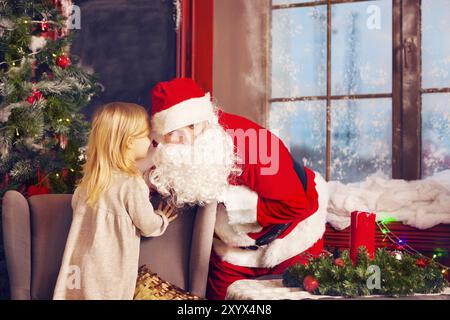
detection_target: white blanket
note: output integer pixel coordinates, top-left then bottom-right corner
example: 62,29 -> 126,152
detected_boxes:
326,170 -> 450,230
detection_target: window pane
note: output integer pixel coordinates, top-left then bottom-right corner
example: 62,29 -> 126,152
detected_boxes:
422,0 -> 450,89
269,101 -> 326,176
331,98 -> 392,182
422,93 -> 450,177
331,0 -> 392,95
271,6 -> 327,98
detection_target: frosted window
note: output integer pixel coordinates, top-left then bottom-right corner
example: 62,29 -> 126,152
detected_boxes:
331,98 -> 392,182
271,6 -> 327,98
422,0 -> 450,89
331,0 -> 392,95
269,101 -> 326,175
422,93 -> 450,177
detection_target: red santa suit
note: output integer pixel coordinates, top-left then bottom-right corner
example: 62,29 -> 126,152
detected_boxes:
150,78 -> 328,300
205,111 -> 327,300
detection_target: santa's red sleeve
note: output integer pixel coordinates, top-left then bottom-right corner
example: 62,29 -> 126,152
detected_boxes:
224,156 -> 319,228
219,113 -> 319,229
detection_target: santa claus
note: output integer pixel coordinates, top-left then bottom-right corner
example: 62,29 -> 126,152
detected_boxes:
147,78 -> 328,300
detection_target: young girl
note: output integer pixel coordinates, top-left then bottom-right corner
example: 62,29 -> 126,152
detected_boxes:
53,102 -> 176,300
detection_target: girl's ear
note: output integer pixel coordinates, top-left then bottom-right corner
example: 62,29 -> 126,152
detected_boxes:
126,136 -> 133,149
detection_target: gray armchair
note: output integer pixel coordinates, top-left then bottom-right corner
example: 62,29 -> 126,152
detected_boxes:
1,190 -> 217,300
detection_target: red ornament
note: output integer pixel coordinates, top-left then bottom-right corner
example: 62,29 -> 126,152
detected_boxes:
26,90 -> 44,104
27,94 -> 36,104
41,21 -> 50,32
303,275 -> 319,293
56,54 -> 71,69
415,259 -> 428,268
334,258 -> 345,268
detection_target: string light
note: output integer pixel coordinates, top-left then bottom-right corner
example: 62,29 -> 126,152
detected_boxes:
381,217 -> 398,224
376,220 -> 450,272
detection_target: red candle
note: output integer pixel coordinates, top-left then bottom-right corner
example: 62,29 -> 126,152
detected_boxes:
350,211 -> 376,263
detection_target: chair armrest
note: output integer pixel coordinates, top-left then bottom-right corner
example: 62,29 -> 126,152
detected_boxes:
189,201 -> 217,297
2,191 -> 31,300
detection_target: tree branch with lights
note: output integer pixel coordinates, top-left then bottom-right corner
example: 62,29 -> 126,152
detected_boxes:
0,0 -> 101,196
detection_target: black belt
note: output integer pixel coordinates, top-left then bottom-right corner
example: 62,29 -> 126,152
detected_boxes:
239,157 -> 308,250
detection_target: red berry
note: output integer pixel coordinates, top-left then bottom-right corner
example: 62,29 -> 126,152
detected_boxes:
33,91 -> 43,101
27,94 -> 36,104
415,259 -> 428,268
303,275 -> 319,293
334,258 -> 345,267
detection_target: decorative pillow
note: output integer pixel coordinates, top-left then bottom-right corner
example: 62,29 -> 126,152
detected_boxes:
134,265 -> 204,300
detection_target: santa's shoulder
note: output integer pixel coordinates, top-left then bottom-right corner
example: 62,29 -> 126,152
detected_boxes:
218,111 -> 264,131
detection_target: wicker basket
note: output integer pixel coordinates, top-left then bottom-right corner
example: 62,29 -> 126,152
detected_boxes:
134,265 -> 204,300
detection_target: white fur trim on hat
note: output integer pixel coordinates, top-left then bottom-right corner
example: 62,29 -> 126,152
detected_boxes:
151,93 -> 214,135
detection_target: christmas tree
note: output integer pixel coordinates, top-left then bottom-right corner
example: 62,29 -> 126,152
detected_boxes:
0,0 -> 100,298
0,0 -> 100,196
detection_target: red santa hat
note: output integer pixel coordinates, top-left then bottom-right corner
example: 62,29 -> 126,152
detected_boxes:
150,78 -> 215,136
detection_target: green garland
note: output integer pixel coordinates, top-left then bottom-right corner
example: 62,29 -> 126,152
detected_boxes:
283,248 -> 448,297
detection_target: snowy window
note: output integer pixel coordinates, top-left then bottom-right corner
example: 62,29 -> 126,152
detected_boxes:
270,0 -> 392,183
421,0 -> 450,178
269,0 -> 450,182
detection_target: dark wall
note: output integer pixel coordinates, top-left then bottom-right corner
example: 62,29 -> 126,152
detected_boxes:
71,0 -> 177,119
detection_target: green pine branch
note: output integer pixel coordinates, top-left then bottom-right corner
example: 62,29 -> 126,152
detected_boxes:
283,247 -> 448,297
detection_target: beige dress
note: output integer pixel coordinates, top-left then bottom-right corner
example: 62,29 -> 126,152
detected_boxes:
53,172 -> 169,300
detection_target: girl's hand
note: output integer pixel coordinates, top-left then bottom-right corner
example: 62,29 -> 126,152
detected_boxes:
158,201 -> 178,223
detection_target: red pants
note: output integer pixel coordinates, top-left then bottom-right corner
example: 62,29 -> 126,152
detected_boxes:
206,238 -> 324,300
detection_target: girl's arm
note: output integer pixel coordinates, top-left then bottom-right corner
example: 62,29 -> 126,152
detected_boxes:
126,178 -> 170,237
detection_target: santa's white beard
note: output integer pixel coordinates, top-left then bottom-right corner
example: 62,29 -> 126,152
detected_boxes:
149,124 -> 239,207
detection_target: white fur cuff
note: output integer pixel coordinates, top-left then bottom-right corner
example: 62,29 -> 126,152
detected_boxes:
220,185 -> 258,225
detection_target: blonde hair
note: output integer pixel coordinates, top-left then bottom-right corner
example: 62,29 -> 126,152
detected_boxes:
78,102 -> 151,207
